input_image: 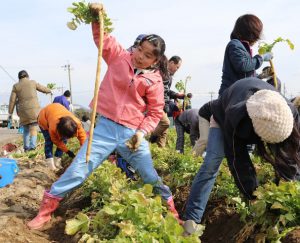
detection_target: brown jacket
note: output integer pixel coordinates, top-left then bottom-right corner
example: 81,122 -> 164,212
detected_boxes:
9,78 -> 51,126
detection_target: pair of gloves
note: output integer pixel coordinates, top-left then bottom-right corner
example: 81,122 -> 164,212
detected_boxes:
261,52 -> 273,62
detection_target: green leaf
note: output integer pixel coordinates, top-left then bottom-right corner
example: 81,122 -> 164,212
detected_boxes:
47,83 -> 56,90
271,202 -> 288,211
102,206 -> 116,215
284,213 -> 295,221
266,225 -> 279,239
258,37 -> 295,54
251,200 -> 266,217
65,212 -> 90,235
141,184 -> 153,196
116,221 -> 136,236
66,1 -> 114,32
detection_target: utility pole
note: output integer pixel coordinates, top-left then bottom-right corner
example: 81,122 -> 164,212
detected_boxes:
283,83 -> 287,97
62,63 -> 73,103
208,91 -> 215,101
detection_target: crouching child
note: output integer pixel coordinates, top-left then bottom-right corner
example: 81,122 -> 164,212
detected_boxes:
38,103 -> 87,170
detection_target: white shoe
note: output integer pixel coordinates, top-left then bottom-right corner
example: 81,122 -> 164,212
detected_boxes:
46,158 -> 57,171
183,220 -> 199,235
54,157 -> 62,169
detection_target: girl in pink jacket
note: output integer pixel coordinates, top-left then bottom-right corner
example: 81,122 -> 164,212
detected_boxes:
28,3 -> 180,230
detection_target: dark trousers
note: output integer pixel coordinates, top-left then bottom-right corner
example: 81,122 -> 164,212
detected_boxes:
175,118 -> 185,153
40,127 -> 66,159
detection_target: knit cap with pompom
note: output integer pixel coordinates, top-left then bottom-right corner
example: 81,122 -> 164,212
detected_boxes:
246,90 -> 293,143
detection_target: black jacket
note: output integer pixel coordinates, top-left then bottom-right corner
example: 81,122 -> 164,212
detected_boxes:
198,101 -> 212,122
212,77 -> 299,198
219,39 -> 263,95
163,76 -> 178,112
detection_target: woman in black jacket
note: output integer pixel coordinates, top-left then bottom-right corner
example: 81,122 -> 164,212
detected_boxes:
183,78 -> 300,234
219,14 -> 273,95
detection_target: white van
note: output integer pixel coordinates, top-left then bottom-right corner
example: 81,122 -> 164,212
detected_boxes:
0,104 -> 20,129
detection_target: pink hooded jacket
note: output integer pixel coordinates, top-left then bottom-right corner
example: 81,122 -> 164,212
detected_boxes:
90,23 -> 164,133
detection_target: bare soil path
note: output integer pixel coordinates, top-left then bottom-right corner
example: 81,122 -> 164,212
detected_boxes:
0,128 -> 22,148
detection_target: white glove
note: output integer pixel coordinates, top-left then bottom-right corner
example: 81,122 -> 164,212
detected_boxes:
261,52 -> 273,62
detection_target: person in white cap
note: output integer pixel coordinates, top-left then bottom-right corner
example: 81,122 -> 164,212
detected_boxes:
183,77 -> 300,235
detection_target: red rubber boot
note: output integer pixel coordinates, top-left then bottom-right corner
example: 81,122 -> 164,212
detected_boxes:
167,197 -> 183,225
27,190 -> 62,230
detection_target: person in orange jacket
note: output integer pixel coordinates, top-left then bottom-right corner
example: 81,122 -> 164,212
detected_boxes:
38,103 -> 87,170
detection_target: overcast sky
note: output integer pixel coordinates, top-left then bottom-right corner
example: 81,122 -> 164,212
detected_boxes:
1,0 -> 300,110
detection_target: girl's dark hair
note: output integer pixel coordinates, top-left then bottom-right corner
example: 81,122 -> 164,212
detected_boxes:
256,117 -> 300,181
230,14 -> 263,44
57,116 -> 78,138
140,34 -> 170,80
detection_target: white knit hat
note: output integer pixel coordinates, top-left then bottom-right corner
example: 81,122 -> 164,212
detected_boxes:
246,90 -> 293,143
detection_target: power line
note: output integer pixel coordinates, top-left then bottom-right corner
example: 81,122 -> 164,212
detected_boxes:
0,65 -> 16,82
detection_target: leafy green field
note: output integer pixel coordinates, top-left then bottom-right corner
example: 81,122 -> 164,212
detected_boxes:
13,129 -> 300,242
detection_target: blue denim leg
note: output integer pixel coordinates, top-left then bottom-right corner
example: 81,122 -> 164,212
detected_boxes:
29,123 -> 38,149
40,128 -> 54,158
49,117 -> 118,197
23,125 -> 30,150
116,129 -> 172,201
30,135 -> 37,149
184,127 -> 224,223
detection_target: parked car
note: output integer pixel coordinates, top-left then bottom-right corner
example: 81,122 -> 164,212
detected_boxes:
0,104 -> 19,129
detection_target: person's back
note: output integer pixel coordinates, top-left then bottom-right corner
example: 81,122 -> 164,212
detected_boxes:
53,90 -> 71,110
9,74 -> 51,125
8,70 -> 51,152
178,109 -> 198,127
14,79 -> 45,122
178,109 -> 199,145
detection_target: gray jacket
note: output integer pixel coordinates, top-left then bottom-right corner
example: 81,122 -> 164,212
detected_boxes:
178,108 -> 199,145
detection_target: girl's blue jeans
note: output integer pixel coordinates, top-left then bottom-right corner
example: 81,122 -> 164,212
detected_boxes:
184,127 -> 224,223
50,116 -> 172,201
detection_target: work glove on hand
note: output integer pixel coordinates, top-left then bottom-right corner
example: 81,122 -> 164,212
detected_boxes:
67,150 -> 75,158
125,130 -> 145,152
187,93 -> 193,98
257,66 -> 273,79
261,52 -> 273,62
176,93 -> 185,99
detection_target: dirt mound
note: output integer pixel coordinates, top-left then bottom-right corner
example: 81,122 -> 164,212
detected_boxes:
282,228 -> 300,243
200,198 -> 248,243
0,155 -> 57,242
0,216 -> 49,243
